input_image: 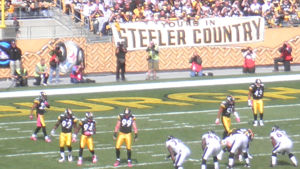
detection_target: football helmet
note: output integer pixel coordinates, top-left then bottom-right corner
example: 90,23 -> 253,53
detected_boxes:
65,108 -> 72,117
226,95 -> 235,104
255,79 -> 262,87
208,130 -> 215,135
271,125 -> 279,132
85,112 -> 93,121
40,91 -> 47,101
124,107 -> 131,115
247,129 -> 254,140
167,135 -> 174,141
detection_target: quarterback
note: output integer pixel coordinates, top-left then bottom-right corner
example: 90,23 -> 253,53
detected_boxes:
75,112 -> 97,166
113,108 -> 138,167
248,79 -> 265,126
30,92 -> 51,142
270,125 -> 298,167
215,95 -> 240,139
51,108 -> 78,162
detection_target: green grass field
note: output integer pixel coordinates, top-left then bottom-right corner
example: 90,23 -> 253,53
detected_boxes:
0,78 -> 300,169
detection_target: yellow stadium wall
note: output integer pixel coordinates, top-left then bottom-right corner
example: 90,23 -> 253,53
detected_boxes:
0,27 -> 299,79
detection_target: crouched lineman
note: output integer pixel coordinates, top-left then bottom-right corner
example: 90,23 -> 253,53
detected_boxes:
30,92 -> 51,142
51,108 -> 78,162
270,125 -> 298,167
166,136 -> 191,169
201,131 -> 221,169
75,112 -> 97,166
113,108 -> 138,167
221,128 -> 254,169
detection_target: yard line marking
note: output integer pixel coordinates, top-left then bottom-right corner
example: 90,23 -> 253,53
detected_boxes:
5,128 -> 20,131
1,103 -> 300,126
1,74 -> 300,99
84,161 -> 171,169
1,117 -> 300,141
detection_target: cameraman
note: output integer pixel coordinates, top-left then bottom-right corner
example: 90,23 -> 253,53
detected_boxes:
274,41 -> 293,71
48,44 -> 62,83
70,62 -> 95,83
115,42 -> 128,81
146,41 -> 159,80
242,46 -> 256,73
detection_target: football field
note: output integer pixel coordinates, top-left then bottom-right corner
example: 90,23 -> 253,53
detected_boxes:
0,76 -> 300,169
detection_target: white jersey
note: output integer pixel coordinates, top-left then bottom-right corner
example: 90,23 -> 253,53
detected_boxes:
166,138 -> 189,154
270,130 -> 291,145
202,133 -> 221,160
223,133 -> 249,154
270,130 -> 293,154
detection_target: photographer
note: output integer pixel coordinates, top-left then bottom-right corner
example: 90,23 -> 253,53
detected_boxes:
12,65 -> 28,87
242,47 -> 256,73
115,42 -> 128,81
48,44 -> 62,83
189,53 -> 203,77
146,41 -> 159,80
70,62 -> 95,84
274,41 -> 293,71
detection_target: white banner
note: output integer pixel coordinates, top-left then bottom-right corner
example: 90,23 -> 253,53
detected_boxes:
111,16 -> 265,51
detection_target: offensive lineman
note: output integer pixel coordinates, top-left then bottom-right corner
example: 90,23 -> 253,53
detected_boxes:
270,125 -> 298,167
30,91 -> 51,142
51,108 -> 78,162
215,95 -> 240,139
201,131 -> 221,169
113,108 -> 138,167
75,112 -> 97,166
166,136 -> 191,169
248,79 -> 265,126
221,128 -> 254,168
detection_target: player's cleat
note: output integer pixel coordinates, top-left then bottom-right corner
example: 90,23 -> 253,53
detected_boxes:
253,120 -> 258,127
114,160 -> 120,167
239,154 -> 243,162
58,157 -> 65,163
128,161 -> 133,167
92,155 -> 97,163
30,135 -> 37,141
68,154 -> 73,162
217,150 -> 223,160
244,164 -> 251,168
77,159 -> 82,166
45,136 -> 51,143
248,153 -> 253,159
259,120 -> 264,126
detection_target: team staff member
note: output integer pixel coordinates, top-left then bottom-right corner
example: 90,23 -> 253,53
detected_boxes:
215,95 -> 240,139
113,108 -> 138,167
115,42 -> 128,81
248,79 -> 265,127
51,108 -> 78,162
75,112 -> 97,166
30,92 -> 51,142
9,40 -> 22,76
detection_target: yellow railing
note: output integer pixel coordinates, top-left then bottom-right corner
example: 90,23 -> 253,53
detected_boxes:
0,0 -> 6,28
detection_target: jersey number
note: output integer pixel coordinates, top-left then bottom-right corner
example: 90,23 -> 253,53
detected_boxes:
84,123 -> 94,131
121,119 -> 132,127
62,119 -> 72,129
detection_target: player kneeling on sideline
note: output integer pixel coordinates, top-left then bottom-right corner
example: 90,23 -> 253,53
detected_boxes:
51,108 -> 78,162
270,125 -> 298,167
113,108 -> 138,167
201,131 -> 221,169
74,112 -> 97,166
166,136 -> 191,169
220,128 -> 254,169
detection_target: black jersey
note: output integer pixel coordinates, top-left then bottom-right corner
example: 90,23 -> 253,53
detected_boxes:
118,113 -> 136,134
220,101 -> 235,117
58,114 -> 78,133
249,83 -> 264,100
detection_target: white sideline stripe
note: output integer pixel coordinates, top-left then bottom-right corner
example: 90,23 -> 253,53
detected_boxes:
1,103 -> 300,126
1,116 -> 300,141
1,74 -> 300,98
84,161 -> 171,169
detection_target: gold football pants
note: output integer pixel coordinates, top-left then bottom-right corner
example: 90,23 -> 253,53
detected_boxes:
80,135 -> 94,151
253,99 -> 264,115
59,132 -> 72,147
115,132 -> 132,150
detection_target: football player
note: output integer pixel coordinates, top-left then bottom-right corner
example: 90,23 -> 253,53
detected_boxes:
215,95 -> 240,139
113,108 -> 138,167
270,125 -> 298,167
30,91 -> 51,142
166,136 -> 191,169
75,112 -> 97,166
50,108 -> 78,162
221,128 -> 254,169
201,131 -> 221,169
248,79 -> 265,126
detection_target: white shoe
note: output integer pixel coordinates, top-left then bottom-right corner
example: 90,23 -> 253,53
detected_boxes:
217,151 -> 223,160
239,154 -> 243,162
259,120 -> 264,126
253,120 -> 258,126
45,136 -> 51,143
248,153 -> 253,159
58,157 -> 65,163
68,154 -> 73,162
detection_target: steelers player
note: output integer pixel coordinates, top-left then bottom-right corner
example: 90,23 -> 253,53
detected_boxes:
51,108 -> 78,162
75,112 -> 97,166
113,108 -> 138,167
248,79 -> 265,126
30,91 -> 51,142
215,95 -> 240,139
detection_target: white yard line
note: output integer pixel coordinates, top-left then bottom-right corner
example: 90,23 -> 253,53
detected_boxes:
1,74 -> 300,99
